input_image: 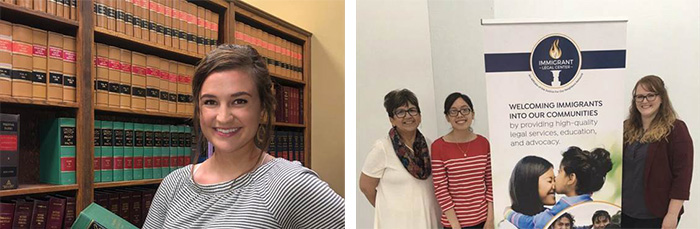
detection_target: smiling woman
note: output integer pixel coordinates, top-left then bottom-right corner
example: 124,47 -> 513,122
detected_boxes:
431,92 -> 495,229
621,75 -> 693,229
142,45 -> 344,229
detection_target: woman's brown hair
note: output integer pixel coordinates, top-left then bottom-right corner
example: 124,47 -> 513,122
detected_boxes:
623,75 -> 677,144
191,44 -> 276,164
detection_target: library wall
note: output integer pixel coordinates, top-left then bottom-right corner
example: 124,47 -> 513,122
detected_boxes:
242,0 -> 345,197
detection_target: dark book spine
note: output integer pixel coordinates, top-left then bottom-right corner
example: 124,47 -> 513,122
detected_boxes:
62,197 -> 75,229
12,201 -> 32,229
118,192 -> 130,222
29,199 -> 48,229
0,114 -> 19,190
129,191 -> 142,227
0,202 -> 15,229
45,197 -> 65,229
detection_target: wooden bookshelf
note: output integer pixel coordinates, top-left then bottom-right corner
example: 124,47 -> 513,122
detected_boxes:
274,122 -> 305,128
232,0 -> 312,167
0,97 -> 79,109
271,73 -> 305,85
94,179 -> 163,189
95,105 -> 192,119
94,27 -> 203,65
0,184 -> 78,197
0,1 -> 78,34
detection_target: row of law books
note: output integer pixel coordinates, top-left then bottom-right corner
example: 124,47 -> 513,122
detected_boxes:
235,21 -> 303,80
94,120 -> 193,183
0,194 -> 76,229
0,20 -> 76,103
270,130 -> 305,166
0,115 -> 75,189
94,43 -> 195,116
93,187 -> 156,228
275,85 -> 303,124
95,0 -> 219,55
2,0 -> 77,21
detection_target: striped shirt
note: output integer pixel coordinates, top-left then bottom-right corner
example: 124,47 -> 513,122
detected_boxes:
431,135 -> 493,227
142,158 -> 345,229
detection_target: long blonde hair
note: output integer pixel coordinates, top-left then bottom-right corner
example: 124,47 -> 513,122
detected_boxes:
623,75 -> 677,144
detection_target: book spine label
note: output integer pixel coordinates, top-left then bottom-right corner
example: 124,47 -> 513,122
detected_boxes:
0,114 -> 19,189
133,126 -> 144,180
101,122 -> 113,182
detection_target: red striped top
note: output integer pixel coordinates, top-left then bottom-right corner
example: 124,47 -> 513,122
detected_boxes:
431,135 -> 493,227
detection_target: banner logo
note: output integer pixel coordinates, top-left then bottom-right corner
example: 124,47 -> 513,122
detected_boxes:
530,34 -> 581,92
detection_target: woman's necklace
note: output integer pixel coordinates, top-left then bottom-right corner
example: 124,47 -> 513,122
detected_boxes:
192,150 -> 267,192
455,141 -> 471,157
450,132 -> 474,157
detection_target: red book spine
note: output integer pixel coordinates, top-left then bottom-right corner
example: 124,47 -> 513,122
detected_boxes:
44,196 -> 65,229
12,201 -> 32,229
28,199 -> 48,229
62,197 -> 75,229
0,203 -> 14,229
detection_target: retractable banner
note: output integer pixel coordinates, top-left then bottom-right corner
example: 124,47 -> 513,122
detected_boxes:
483,19 -> 626,229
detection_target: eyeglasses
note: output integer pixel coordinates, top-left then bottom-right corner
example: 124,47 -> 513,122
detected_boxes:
394,108 -> 420,118
448,107 -> 472,117
634,93 -> 658,102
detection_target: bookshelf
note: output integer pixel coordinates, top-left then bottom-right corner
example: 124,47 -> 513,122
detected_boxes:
0,0 -> 313,223
232,0 -> 312,167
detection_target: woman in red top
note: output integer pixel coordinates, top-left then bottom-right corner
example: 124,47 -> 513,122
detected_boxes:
432,92 -> 494,229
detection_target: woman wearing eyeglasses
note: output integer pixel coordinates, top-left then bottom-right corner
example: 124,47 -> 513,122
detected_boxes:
359,89 -> 441,229
432,92 -> 494,229
621,75 -> 693,228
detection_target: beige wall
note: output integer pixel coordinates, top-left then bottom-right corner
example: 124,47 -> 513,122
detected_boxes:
241,0 -> 345,196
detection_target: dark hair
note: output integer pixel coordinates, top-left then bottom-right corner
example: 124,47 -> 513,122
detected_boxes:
191,45 -> 275,164
548,213 -> 575,229
443,92 -> 474,115
560,147 -> 613,195
592,210 -> 611,223
384,89 -> 421,118
510,156 -> 553,215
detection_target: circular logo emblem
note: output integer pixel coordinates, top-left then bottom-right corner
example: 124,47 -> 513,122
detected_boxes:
530,34 -> 582,92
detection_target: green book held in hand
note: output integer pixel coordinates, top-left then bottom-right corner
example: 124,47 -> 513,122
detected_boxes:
71,203 -> 138,229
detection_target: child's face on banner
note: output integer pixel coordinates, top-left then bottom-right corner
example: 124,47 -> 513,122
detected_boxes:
538,168 -> 556,205
555,166 -> 574,194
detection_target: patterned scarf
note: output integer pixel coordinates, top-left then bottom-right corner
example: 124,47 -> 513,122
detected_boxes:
389,127 -> 431,180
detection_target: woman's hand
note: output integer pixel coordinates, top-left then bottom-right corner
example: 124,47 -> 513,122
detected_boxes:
661,213 -> 678,229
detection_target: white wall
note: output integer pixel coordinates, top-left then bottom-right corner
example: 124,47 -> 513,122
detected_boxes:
356,0 -> 439,228
427,0 -> 494,137
491,0 -> 700,227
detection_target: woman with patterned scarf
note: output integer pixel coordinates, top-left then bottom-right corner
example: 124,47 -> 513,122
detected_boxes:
360,88 -> 441,229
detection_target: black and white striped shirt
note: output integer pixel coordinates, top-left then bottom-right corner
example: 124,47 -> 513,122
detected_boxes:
143,158 -> 345,228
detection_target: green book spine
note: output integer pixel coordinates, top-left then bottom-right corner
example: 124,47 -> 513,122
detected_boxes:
71,203 -> 138,229
101,121 -> 113,182
169,125 -> 177,173
152,125 -> 162,179
185,126 -> 192,165
40,118 -> 77,185
133,123 -> 144,180
143,124 -> 154,179
123,122 -> 134,181
177,126 -> 185,169
112,122 -> 125,181
94,120 -> 101,183
160,125 -> 171,177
